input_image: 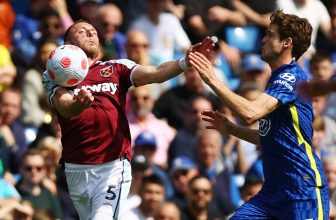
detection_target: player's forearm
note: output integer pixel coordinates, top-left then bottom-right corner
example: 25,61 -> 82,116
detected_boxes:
53,92 -> 86,118
227,122 -> 260,146
133,60 -> 183,86
209,80 -> 259,124
154,60 -> 184,83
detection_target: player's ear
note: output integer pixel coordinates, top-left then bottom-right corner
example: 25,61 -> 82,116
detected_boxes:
283,38 -> 293,48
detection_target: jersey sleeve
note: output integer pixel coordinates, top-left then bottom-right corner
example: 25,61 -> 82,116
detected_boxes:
113,59 -> 139,88
42,70 -> 60,105
264,72 -> 297,104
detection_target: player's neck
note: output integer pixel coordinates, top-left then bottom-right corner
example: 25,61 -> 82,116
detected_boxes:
88,57 -> 98,66
269,56 -> 295,72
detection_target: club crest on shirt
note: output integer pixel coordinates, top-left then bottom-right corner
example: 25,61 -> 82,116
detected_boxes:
259,118 -> 271,136
100,65 -> 114,77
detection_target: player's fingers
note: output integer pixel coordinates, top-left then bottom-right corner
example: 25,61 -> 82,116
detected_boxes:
189,52 -> 211,68
202,117 -> 215,124
201,110 -> 216,117
205,125 -> 217,130
192,36 -> 216,52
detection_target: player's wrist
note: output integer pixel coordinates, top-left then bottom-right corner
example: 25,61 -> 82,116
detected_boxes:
178,57 -> 189,71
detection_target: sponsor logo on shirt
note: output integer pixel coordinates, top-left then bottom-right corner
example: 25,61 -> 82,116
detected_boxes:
280,72 -> 296,82
73,82 -> 118,95
259,118 -> 271,136
273,80 -> 294,91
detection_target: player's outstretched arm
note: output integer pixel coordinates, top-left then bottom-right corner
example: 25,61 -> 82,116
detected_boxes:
298,79 -> 336,98
131,36 -> 216,87
52,88 -> 94,118
202,110 -> 260,145
189,51 -> 279,124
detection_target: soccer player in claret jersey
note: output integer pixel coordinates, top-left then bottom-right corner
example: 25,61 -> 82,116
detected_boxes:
189,10 -> 330,219
42,20 -> 215,220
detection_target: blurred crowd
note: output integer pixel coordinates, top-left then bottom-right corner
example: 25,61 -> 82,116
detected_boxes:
0,0 -> 336,219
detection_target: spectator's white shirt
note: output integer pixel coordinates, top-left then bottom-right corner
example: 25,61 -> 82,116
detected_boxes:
120,207 -> 153,220
130,13 -> 191,65
276,0 -> 331,52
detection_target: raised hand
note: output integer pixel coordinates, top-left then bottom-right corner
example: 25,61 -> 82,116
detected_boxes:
185,36 -> 217,66
74,89 -> 94,109
189,51 -> 217,85
201,110 -> 233,134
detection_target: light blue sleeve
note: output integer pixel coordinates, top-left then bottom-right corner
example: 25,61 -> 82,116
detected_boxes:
42,70 -> 60,105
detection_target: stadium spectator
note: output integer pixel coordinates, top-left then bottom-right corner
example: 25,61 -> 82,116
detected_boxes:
16,148 -> 62,219
194,129 -> 239,216
231,0 -> 276,28
322,154 -> 336,220
122,153 -> 151,215
76,0 -> 102,27
125,30 -> 151,66
11,0 -> 54,68
129,0 -> 191,95
239,53 -> 271,90
0,88 -> 27,174
277,0 -> 331,53
97,3 -> 126,60
309,52 -> 336,122
129,0 -> 190,65
133,131 -> 174,199
153,68 -> 220,129
121,174 -> 166,220
167,96 -> 213,166
311,95 -> 336,158
180,175 -> 221,219
38,9 -> 64,46
183,0 -> 246,68
20,38 -> 58,128
128,85 -> 175,168
0,45 -> 17,91
0,0 -> 15,49
169,156 -> 199,208
154,202 -> 181,220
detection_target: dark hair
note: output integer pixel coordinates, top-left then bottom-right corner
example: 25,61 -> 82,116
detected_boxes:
63,19 -> 90,42
310,51 -> 332,66
270,9 -> 312,60
39,8 -> 60,20
142,174 -> 164,187
240,175 -> 264,191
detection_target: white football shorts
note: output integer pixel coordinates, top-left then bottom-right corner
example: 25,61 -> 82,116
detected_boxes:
64,157 -> 132,220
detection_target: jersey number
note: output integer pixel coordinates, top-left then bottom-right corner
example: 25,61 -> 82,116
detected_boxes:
105,185 -> 117,200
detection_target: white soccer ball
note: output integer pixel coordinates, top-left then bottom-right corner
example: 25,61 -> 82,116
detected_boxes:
46,44 -> 89,87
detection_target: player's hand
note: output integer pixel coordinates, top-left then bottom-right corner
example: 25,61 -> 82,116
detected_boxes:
185,36 -> 217,66
189,51 -> 217,85
74,89 -> 94,109
201,110 -> 232,134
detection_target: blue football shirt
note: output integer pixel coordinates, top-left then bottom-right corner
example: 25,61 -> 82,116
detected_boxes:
259,61 -> 327,200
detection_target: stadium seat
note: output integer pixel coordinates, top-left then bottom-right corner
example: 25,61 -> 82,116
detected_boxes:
225,25 -> 261,53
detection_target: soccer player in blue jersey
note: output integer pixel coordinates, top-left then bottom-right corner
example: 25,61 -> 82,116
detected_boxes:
189,10 -> 330,219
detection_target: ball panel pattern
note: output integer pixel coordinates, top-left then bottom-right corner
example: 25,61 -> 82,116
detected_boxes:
46,45 -> 89,87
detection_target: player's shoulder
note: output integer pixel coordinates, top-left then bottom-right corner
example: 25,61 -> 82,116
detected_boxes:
97,59 -> 138,68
